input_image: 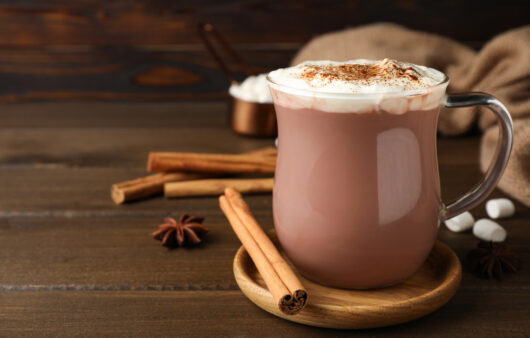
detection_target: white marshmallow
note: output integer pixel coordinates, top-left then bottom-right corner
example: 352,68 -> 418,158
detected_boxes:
473,219 -> 507,242
422,89 -> 445,110
229,74 -> 273,103
408,95 -> 424,111
486,198 -> 515,219
379,97 -> 409,115
444,211 -> 474,232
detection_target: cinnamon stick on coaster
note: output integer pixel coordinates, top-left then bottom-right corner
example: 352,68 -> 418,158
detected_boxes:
219,187 -> 307,315
112,147 -> 277,204
165,178 -> 273,198
147,152 -> 276,174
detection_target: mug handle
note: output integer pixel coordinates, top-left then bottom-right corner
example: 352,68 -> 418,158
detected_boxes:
442,92 -> 514,219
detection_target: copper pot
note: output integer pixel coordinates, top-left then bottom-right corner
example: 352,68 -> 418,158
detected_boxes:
199,23 -> 277,137
230,97 -> 277,137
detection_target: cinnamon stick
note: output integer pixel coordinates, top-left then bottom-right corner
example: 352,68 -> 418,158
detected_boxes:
147,152 -> 276,174
111,172 -> 205,204
219,188 -> 307,315
112,147 -> 277,204
246,146 -> 277,158
165,178 -> 273,198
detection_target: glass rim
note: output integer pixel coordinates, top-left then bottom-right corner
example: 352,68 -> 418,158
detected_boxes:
266,73 -> 450,98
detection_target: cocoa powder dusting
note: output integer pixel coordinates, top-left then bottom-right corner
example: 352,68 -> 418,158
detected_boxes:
301,59 -> 421,87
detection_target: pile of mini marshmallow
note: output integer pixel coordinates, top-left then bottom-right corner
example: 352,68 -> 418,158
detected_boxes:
445,198 -> 515,242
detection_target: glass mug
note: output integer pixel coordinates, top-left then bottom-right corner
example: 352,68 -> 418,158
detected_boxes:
267,70 -> 513,289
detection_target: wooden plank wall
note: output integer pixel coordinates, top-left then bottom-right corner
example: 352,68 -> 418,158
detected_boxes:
0,0 -> 527,102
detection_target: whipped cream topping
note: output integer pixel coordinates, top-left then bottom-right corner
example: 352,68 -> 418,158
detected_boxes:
268,59 -> 444,94
229,74 -> 272,103
267,59 -> 447,113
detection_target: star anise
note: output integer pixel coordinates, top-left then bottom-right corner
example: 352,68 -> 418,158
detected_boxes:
467,241 -> 522,280
151,214 -> 208,248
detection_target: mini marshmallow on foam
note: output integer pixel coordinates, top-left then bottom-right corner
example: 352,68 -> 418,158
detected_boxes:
229,74 -> 273,103
267,59 -> 447,114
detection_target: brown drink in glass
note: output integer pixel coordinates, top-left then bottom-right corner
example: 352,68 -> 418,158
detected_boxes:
267,59 -> 513,288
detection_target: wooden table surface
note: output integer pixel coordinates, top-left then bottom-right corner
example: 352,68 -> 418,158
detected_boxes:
0,101 -> 528,337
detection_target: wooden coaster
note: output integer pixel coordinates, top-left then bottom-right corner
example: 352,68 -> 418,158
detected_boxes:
233,233 -> 462,329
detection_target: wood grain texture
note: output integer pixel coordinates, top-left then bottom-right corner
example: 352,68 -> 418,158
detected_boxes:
235,238 -> 461,329
0,290 -> 528,336
0,217 -> 240,289
0,0 -> 525,45
0,102 -> 228,128
0,102 -> 528,335
0,1 -> 527,102
0,129 -> 489,216
0,48 -> 292,102
0,129 -> 273,169
0,0 -> 527,333
0,202 -> 527,290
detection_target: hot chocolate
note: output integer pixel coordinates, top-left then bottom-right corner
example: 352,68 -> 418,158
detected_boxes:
268,59 -> 448,288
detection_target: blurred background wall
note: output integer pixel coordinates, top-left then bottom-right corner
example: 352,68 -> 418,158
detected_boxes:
0,0 -> 527,103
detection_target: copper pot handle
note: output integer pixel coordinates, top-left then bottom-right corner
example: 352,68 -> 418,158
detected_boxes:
198,22 -> 255,83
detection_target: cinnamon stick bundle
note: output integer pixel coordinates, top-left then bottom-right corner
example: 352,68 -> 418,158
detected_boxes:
112,147 -> 277,204
165,178 -> 273,198
147,152 -> 276,174
219,187 -> 307,315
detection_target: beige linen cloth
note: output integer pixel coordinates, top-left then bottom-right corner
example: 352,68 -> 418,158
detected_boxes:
292,23 -> 530,206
